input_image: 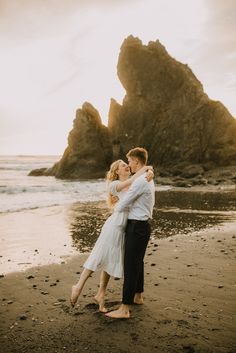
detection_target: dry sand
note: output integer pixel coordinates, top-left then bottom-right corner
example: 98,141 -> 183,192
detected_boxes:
1,218 -> 236,353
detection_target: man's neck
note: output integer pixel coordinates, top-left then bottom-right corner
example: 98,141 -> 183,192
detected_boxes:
135,164 -> 145,173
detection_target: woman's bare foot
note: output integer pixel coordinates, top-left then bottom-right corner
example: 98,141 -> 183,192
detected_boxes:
133,293 -> 144,305
94,294 -> 108,313
70,285 -> 80,307
105,304 -> 130,319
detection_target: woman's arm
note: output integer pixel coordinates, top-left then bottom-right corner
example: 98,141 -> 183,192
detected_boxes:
116,165 -> 153,192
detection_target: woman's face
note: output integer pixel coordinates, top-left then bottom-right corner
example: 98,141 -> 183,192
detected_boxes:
117,161 -> 130,178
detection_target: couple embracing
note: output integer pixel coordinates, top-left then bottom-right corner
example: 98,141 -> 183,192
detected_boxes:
70,147 -> 155,319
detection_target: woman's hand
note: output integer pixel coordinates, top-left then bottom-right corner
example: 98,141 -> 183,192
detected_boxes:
145,165 -> 154,172
111,195 -> 119,206
146,169 -> 154,182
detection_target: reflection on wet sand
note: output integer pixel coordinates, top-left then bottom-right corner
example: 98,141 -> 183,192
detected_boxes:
69,190 -> 236,251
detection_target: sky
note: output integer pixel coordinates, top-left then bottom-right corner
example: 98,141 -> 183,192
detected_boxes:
0,0 -> 235,155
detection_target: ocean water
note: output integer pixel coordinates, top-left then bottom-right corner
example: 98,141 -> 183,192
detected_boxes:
0,155 -> 109,214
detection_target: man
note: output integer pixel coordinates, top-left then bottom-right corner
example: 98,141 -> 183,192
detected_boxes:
106,147 -> 155,319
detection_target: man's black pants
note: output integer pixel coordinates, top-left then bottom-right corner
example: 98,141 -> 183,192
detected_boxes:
122,219 -> 151,305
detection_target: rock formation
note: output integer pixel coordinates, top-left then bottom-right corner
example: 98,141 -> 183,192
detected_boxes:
30,35 -> 236,180
108,35 -> 236,168
29,103 -> 112,179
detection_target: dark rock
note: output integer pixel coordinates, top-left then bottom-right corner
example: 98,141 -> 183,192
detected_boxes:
173,180 -> 192,187
30,102 -> 112,179
28,168 -> 49,176
180,164 -> 204,178
207,178 -> 219,185
109,36 -> 236,168
19,314 -> 28,320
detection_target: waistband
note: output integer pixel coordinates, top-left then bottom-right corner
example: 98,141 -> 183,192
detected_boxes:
127,219 -> 150,224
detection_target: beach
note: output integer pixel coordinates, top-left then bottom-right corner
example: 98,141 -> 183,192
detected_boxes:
1,193 -> 236,353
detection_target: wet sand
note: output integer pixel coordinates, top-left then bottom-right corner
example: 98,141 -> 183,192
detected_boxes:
0,188 -> 236,352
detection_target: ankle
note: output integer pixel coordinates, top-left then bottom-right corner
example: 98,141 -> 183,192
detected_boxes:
121,304 -> 130,312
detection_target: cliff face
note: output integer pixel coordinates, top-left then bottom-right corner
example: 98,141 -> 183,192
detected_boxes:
48,103 -> 112,179
108,36 -> 236,167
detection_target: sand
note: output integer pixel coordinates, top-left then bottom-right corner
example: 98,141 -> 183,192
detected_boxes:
1,217 -> 236,353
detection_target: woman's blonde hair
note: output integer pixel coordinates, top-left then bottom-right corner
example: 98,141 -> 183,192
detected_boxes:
106,159 -> 123,208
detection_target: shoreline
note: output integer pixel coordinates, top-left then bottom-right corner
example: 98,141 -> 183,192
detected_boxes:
1,219 -> 236,353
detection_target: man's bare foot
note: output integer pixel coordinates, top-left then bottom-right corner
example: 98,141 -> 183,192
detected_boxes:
70,285 -> 80,307
134,293 -> 144,305
105,306 -> 130,319
94,294 -> 108,313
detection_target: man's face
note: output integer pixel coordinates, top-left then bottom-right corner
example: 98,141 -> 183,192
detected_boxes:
128,157 -> 138,173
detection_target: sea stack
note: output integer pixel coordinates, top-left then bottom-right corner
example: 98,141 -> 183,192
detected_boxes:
43,103 -> 112,179
108,35 -> 236,168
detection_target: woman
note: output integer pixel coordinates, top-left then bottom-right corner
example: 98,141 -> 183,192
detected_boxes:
70,160 -> 153,312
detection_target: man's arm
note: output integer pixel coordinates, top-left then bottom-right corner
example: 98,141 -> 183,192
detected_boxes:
116,177 -> 145,212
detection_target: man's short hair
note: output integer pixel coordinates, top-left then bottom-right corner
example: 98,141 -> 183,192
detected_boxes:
126,147 -> 148,165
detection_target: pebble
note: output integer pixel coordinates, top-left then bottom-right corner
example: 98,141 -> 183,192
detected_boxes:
151,263 -> 156,266
26,275 -> 35,279
7,301 -> 13,304
19,314 -> 28,320
218,285 -> 224,289
0,274 -> 4,278
41,291 -> 49,295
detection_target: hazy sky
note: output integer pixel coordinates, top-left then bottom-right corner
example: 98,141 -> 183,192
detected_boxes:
0,0 -> 235,155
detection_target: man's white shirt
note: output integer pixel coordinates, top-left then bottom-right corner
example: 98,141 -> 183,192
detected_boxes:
115,174 -> 155,220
